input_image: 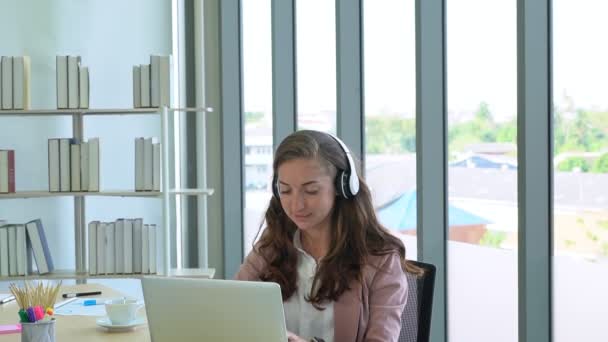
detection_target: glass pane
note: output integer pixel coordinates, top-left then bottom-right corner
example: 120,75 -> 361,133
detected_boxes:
363,0 -> 417,260
447,1 -> 517,341
242,0 -> 273,256
553,1 -> 608,340
296,0 -> 336,133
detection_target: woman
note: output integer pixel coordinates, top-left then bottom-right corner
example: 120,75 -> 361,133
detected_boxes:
236,130 -> 414,342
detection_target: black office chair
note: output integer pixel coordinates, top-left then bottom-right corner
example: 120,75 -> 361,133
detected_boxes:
398,260 -> 436,342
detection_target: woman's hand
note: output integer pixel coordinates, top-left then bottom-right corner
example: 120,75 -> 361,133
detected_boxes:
287,331 -> 308,342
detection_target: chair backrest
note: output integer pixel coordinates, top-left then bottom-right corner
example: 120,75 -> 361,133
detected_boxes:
398,260 -> 436,342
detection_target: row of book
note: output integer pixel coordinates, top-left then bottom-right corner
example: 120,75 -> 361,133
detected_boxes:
133,55 -> 170,108
0,219 -> 54,277
1,56 -> 30,110
0,149 -> 15,193
135,137 -> 161,192
56,55 -> 90,109
48,138 -> 100,192
1,54 -> 168,111
88,219 -> 157,275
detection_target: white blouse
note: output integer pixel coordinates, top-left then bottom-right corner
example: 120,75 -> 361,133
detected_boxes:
283,230 -> 335,342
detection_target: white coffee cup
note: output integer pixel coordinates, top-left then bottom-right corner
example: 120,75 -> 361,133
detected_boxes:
105,298 -> 141,325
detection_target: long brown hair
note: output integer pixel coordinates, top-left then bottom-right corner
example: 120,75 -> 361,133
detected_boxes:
254,130 -> 417,307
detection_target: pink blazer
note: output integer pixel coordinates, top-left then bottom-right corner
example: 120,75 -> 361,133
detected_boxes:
234,250 -> 408,342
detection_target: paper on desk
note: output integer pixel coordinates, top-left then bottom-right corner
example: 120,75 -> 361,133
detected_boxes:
54,298 -> 107,316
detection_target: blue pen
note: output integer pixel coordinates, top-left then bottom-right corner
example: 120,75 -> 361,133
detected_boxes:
83,299 -> 103,306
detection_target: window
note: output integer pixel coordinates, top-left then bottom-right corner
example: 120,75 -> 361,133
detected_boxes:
553,1 -> 608,340
242,0 -> 273,256
363,0 -> 417,260
296,0 -> 336,133
447,1 -> 517,341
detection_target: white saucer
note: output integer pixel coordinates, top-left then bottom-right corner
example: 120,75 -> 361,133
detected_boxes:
96,317 -> 146,331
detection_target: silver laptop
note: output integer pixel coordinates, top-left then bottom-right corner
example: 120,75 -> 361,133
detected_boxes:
142,277 -> 287,342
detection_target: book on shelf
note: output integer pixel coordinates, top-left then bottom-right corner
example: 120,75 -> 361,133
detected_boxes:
25,219 -> 54,275
134,55 -> 171,109
67,56 -> 81,109
12,56 -> 31,110
48,139 -> 60,192
141,224 -> 149,274
0,226 -> 8,276
15,224 -> 28,276
56,55 -> 68,109
78,66 -> 89,109
59,138 -> 72,192
149,224 -> 157,274
159,56 -> 171,107
123,219 -> 133,274
0,223 -> 35,277
114,219 -> 125,274
88,221 -> 98,275
70,143 -> 81,191
87,218 -> 155,275
150,56 -> 161,108
88,138 -> 100,192
134,137 -> 159,192
132,218 -> 143,273
150,55 -> 170,107
1,56 -> 12,110
134,137 -> 144,191
143,137 -> 153,191
133,65 -> 141,108
139,64 -> 151,107
153,143 -> 161,191
0,150 -> 15,193
96,222 -> 106,274
49,138 -> 99,192
80,141 -> 89,191
7,225 -> 17,276
104,222 -> 115,274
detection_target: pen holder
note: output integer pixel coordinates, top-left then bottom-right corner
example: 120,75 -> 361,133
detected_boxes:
21,319 -> 56,342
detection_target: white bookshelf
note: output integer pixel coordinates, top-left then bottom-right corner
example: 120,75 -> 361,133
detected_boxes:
0,106 -> 214,281
0,108 -> 158,116
0,188 -> 214,199
0,107 -> 213,117
0,268 -> 215,281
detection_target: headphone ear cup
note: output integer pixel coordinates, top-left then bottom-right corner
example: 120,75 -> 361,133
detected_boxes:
334,170 -> 351,199
272,174 -> 280,199
342,170 -> 353,198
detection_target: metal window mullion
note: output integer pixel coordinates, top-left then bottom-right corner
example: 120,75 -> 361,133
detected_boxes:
220,0 -> 244,278
335,0 -> 364,162
517,1 -> 553,341
416,1 -> 447,341
272,0 -> 297,149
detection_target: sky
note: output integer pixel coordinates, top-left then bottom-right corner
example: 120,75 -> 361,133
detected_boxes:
242,0 -> 608,122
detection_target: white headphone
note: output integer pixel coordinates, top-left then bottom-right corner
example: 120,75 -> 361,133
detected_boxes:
327,133 -> 360,199
272,132 -> 360,199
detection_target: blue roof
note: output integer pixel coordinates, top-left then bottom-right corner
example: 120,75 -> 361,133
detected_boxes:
377,190 -> 492,231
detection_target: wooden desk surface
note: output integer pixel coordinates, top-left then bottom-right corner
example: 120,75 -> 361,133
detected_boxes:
0,284 -> 150,342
